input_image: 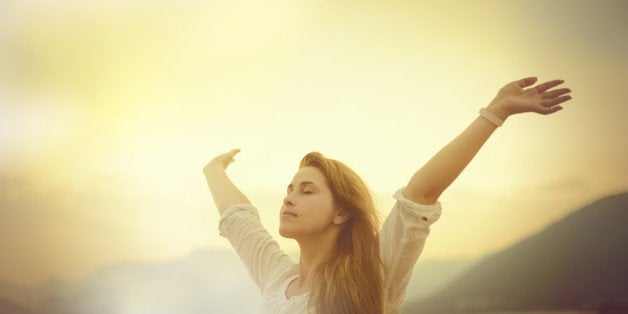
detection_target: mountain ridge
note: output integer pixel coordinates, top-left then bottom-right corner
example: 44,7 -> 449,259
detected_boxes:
404,191 -> 628,313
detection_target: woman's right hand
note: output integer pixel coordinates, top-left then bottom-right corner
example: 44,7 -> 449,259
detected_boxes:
204,148 -> 241,175
203,148 -> 251,214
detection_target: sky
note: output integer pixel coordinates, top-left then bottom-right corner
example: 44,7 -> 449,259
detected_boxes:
0,0 -> 627,286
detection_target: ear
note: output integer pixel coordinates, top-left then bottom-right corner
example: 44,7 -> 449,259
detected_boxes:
332,207 -> 351,225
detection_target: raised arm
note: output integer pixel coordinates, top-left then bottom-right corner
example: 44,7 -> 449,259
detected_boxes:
203,148 -> 251,214
404,77 -> 572,205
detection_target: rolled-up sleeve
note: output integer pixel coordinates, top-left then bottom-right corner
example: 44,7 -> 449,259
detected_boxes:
219,204 -> 295,294
380,187 -> 442,311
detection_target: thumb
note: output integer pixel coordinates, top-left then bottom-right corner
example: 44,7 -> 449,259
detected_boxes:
517,76 -> 538,88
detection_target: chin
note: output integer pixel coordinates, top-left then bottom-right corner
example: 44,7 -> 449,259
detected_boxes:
278,226 -> 296,239
278,229 -> 292,239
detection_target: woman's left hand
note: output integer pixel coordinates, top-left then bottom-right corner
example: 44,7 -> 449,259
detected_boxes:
487,77 -> 572,120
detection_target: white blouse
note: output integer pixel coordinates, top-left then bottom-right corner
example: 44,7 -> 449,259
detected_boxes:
218,186 -> 442,314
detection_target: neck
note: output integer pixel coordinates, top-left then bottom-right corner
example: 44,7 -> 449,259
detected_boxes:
294,229 -> 340,290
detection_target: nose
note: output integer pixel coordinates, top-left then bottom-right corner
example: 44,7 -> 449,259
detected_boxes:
283,192 -> 295,206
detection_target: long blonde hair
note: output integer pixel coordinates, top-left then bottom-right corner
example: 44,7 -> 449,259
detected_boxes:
300,152 -> 384,314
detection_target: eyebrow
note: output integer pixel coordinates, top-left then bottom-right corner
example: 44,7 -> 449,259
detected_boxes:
287,181 -> 317,190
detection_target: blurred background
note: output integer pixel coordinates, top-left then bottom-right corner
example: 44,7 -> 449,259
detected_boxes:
1,0 -> 627,313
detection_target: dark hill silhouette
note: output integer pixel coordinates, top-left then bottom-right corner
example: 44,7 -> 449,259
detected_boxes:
0,297 -> 33,314
405,192 -> 628,313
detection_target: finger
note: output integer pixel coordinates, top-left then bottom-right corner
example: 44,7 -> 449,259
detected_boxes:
226,148 -> 240,162
517,76 -> 538,88
541,88 -> 571,99
541,95 -> 572,107
229,148 -> 241,156
536,105 -> 564,115
534,79 -> 564,93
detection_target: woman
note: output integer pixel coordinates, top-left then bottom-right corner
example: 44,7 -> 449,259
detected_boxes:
203,76 -> 572,314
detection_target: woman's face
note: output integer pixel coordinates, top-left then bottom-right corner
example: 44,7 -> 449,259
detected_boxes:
279,166 -> 346,239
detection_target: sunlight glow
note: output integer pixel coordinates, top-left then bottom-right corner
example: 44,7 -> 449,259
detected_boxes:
1,0 -> 626,285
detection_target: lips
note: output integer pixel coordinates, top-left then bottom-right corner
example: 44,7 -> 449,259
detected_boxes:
281,210 -> 298,217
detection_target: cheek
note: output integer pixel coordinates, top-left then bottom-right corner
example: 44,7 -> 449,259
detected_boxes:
303,199 -> 337,227
306,196 -> 336,217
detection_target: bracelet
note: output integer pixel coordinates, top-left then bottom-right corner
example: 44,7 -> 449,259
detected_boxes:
479,108 -> 504,127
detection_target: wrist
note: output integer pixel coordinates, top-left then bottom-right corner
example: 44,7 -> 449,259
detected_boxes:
486,102 -> 511,121
203,163 -> 226,179
479,104 -> 508,127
